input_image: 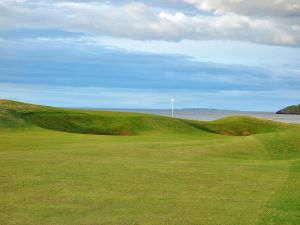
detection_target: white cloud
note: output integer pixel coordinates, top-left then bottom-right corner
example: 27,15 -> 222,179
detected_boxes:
0,0 -> 299,46
184,0 -> 300,18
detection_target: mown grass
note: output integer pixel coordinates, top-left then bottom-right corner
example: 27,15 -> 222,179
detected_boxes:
0,100 -> 299,225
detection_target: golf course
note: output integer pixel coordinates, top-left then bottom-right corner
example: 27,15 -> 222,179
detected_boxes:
0,99 -> 299,225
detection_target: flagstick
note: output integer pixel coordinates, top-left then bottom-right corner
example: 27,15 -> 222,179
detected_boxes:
171,99 -> 174,118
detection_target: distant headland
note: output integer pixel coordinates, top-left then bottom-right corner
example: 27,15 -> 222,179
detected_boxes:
277,104 -> 300,115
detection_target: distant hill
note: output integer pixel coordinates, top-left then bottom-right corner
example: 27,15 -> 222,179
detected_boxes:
277,104 -> 300,115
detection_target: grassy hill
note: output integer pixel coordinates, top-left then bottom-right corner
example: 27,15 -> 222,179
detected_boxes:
277,104 -> 300,115
0,99 -> 300,225
0,99 -> 295,136
0,99 -> 196,135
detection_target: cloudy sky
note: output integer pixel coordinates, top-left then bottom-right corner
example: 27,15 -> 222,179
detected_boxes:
0,0 -> 300,110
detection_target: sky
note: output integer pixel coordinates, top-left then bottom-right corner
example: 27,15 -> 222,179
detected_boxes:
0,0 -> 300,111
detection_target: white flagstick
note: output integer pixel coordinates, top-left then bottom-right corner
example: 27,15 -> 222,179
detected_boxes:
171,99 -> 174,118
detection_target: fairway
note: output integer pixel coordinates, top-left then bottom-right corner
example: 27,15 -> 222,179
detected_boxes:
0,100 -> 300,225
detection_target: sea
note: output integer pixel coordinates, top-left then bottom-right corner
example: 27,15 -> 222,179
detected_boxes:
99,108 -> 300,124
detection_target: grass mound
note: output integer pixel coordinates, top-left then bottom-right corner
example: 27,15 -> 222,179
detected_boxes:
0,100 -> 202,136
186,116 -> 291,136
0,99 -> 298,136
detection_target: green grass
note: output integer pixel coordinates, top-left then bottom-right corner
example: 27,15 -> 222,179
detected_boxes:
0,100 -> 299,225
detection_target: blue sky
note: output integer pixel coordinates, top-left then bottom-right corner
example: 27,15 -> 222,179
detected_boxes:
0,0 -> 300,111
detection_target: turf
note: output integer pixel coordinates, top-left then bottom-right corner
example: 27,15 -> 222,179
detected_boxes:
0,100 -> 299,225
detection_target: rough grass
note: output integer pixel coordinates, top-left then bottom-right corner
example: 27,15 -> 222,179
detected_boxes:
0,99 -> 295,136
184,116 -> 295,136
0,100 -> 299,225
